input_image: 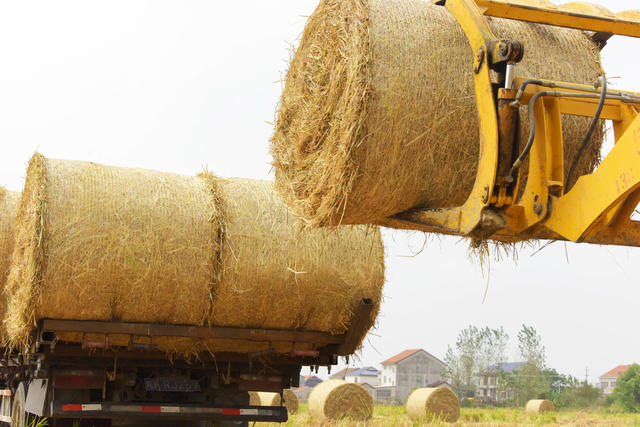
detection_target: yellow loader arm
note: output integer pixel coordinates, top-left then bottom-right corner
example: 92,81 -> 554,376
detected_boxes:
389,0 -> 640,247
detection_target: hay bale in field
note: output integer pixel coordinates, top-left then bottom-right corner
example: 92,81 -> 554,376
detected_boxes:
5,154 -> 384,354
271,0 -> 603,227
307,379 -> 373,421
5,154 -> 217,349
249,390 -> 299,414
208,177 -> 384,338
525,399 -> 555,414
406,387 -> 460,423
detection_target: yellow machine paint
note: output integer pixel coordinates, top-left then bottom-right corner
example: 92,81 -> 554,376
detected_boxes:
391,0 -> 640,247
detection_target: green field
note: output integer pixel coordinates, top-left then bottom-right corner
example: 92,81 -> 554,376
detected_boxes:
265,404 -> 640,426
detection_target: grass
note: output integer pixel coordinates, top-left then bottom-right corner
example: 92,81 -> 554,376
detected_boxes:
254,404 -> 640,426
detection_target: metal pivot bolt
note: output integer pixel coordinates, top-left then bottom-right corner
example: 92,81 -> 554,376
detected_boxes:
481,185 -> 490,203
474,48 -> 485,74
533,195 -> 543,216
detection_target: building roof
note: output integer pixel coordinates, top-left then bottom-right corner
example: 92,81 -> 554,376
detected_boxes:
329,368 -> 358,379
482,362 -> 525,374
346,367 -> 380,377
600,365 -> 632,379
381,349 -> 445,366
381,349 -> 421,365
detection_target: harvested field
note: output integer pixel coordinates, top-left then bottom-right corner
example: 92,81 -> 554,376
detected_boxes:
5,154 -> 384,354
259,404 -> 640,426
271,0 -> 603,228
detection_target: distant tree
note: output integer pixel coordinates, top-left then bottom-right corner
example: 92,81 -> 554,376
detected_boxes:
554,376 -> 601,409
613,364 -> 640,412
504,325 -> 547,405
443,325 -> 509,397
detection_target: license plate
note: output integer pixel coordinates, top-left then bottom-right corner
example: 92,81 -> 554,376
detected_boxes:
144,378 -> 201,392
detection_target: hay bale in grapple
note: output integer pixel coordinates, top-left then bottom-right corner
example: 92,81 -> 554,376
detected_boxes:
525,399 -> 555,414
406,387 -> 460,423
209,177 -> 384,337
307,379 -> 373,421
5,154 -> 384,354
271,0 -> 603,227
0,188 -> 20,331
249,390 -> 299,414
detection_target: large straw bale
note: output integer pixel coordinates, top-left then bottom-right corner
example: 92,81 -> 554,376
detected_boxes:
271,0 -> 603,227
525,399 -> 555,414
0,189 -> 20,327
209,177 -> 384,337
5,154 -> 217,348
249,390 -> 299,414
308,379 -> 373,421
406,387 -> 460,422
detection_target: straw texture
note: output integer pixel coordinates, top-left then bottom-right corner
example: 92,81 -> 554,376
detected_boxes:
249,390 -> 299,414
5,154 -> 216,348
5,155 -> 385,354
406,387 -> 460,422
209,178 -> 384,337
271,0 -> 603,227
0,189 -> 20,327
525,399 -> 555,414
308,379 -> 373,420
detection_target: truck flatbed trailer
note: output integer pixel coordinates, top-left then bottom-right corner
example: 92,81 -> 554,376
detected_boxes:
0,299 -> 373,426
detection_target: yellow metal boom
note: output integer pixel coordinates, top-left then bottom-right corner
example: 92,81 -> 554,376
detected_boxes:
389,0 -> 640,247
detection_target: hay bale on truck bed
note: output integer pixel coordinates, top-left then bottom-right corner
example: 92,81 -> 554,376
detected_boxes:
525,399 -> 555,414
5,154 -> 384,355
208,177 -> 384,338
406,387 -> 460,423
0,188 -> 20,339
308,379 -> 373,421
249,390 -> 299,414
271,0 -> 603,228
5,154 -> 217,350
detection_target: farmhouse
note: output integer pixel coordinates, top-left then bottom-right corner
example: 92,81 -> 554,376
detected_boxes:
376,349 -> 446,403
345,367 -> 380,387
475,362 -> 525,402
599,365 -> 632,395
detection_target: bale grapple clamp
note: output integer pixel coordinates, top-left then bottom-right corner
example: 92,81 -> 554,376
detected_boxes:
391,0 -> 640,247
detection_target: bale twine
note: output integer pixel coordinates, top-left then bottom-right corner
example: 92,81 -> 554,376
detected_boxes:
208,177 -> 384,338
406,387 -> 460,423
249,390 -> 299,414
525,399 -> 555,414
5,154 -> 217,349
307,379 -> 373,421
271,0 -> 603,227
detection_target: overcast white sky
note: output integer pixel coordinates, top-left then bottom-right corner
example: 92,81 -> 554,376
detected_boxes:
0,1 -> 638,383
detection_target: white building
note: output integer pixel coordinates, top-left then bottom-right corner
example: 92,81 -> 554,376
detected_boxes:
344,367 -> 379,387
599,365 -> 631,395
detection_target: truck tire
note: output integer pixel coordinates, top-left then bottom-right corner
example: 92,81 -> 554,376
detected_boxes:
10,383 -> 26,427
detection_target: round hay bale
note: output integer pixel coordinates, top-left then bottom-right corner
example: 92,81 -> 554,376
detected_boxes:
271,0 -> 603,227
208,177 -> 384,338
525,399 -> 555,414
5,154 -> 217,349
249,390 -> 299,414
307,379 -> 373,421
406,387 -> 460,423
0,188 -> 20,334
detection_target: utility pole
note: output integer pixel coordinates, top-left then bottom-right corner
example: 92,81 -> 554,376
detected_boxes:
585,366 -> 589,384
